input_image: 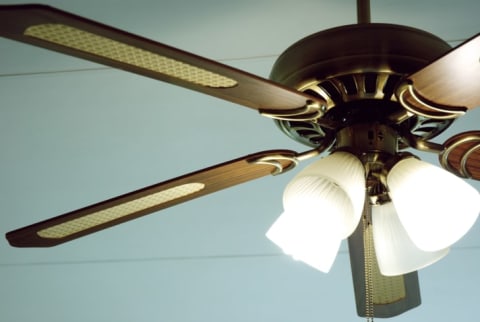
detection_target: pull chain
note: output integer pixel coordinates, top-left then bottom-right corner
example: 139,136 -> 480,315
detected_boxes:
363,203 -> 375,322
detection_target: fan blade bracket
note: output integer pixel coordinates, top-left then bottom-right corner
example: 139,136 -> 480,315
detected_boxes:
247,155 -> 298,176
395,80 -> 467,120
439,131 -> 480,180
259,99 -> 327,122
248,148 -> 326,176
399,129 -> 445,154
247,149 -> 321,175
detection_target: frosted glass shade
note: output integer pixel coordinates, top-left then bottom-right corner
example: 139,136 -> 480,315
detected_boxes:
372,202 -> 449,276
266,210 -> 342,272
266,152 -> 365,273
283,152 -> 366,238
387,157 -> 480,252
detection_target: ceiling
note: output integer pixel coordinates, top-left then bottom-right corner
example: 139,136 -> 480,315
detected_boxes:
0,1 -> 479,321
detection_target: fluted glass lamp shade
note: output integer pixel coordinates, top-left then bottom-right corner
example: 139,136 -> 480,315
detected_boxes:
266,152 -> 366,273
283,152 -> 366,238
387,157 -> 480,252
266,210 -> 342,272
372,202 -> 450,276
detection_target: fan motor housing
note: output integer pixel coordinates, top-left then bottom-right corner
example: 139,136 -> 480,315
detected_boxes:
269,23 -> 454,149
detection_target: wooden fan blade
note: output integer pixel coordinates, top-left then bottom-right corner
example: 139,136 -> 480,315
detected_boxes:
404,33 -> 480,115
0,4 -> 324,115
6,149 -> 298,247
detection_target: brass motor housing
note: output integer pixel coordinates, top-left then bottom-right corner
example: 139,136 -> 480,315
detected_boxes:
269,23 -> 454,148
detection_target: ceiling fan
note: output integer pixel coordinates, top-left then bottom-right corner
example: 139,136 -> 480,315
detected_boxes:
1,0 -> 479,319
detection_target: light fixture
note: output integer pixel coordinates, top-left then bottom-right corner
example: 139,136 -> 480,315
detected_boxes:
267,145 -> 479,275
266,151 -> 365,272
371,201 -> 450,276
387,157 -> 480,252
